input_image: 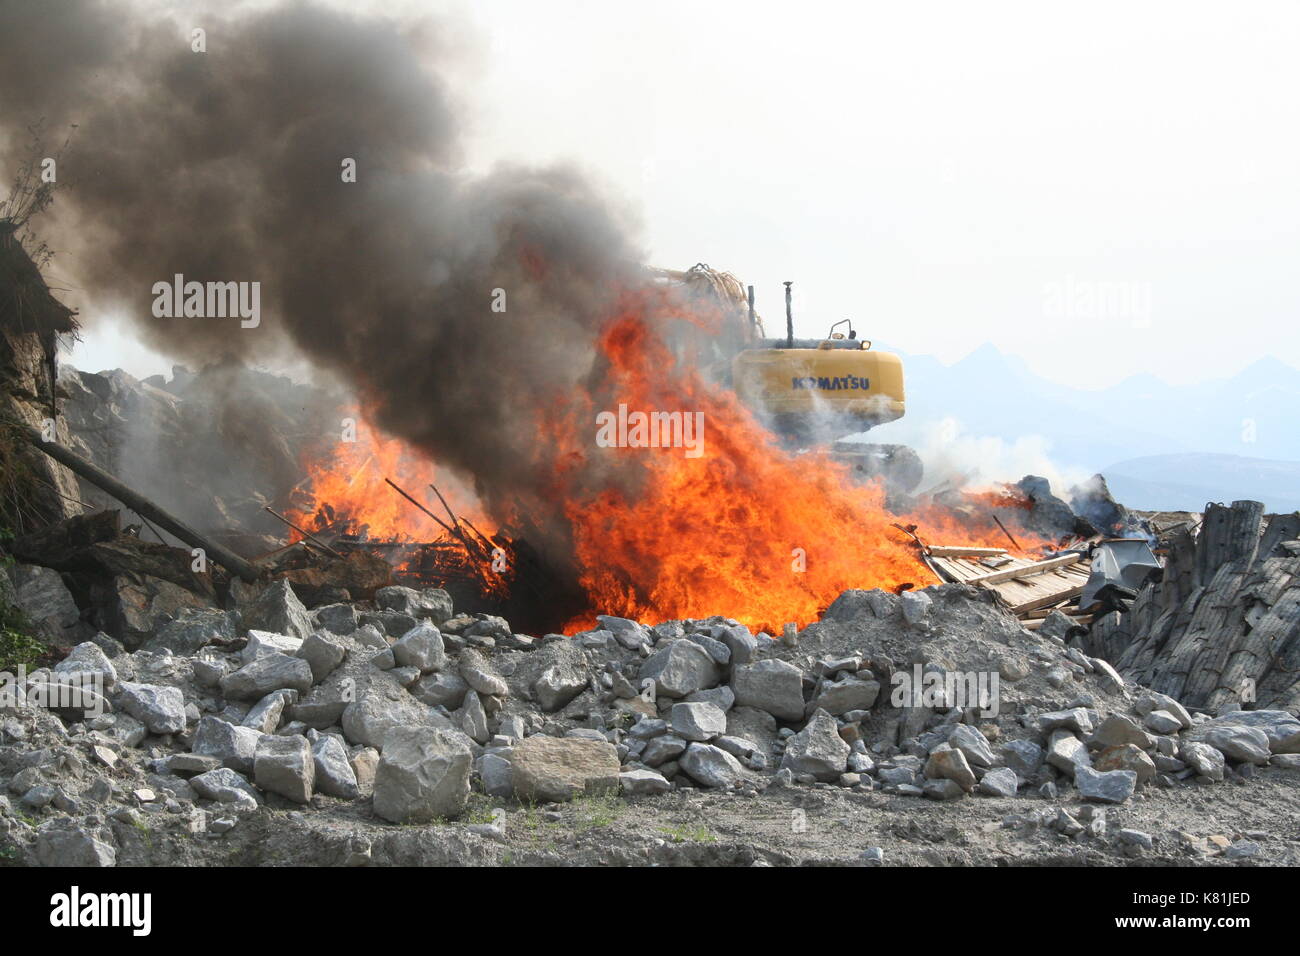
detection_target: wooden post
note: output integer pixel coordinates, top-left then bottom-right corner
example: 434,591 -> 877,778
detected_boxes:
10,420 -> 261,581
747,284 -> 756,333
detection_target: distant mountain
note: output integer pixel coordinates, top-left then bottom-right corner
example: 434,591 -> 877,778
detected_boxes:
1101,453 -> 1300,514
868,342 -> 1300,472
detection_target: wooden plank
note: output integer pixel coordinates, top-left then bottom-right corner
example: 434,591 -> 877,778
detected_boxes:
927,546 -> 1007,558
1011,584 -> 1085,615
963,553 -> 1086,586
1024,614 -> 1093,630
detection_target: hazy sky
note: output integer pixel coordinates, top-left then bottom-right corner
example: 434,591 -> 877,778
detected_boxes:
71,0 -> 1300,388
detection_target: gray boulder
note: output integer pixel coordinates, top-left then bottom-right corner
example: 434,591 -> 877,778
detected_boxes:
254,735 -> 315,803
242,579 -> 311,641
779,709 -> 849,781
372,726 -> 472,822
640,640 -> 721,699
679,742 -> 748,788
670,701 -> 727,742
191,716 -> 262,773
732,659 -> 805,720
220,653 -> 313,701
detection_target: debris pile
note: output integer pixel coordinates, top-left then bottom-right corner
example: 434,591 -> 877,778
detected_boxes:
2,530 -> 1296,865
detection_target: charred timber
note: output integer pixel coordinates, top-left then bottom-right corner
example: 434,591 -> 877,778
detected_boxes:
9,420 -> 261,582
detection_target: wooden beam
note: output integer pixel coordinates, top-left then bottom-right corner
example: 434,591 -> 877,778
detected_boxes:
927,546 -> 1007,558
1011,585 -> 1085,615
10,421 -> 260,581
964,553 -> 1085,586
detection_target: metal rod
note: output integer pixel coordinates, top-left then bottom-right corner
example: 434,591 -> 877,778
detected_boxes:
992,514 -> 1022,551
263,506 -> 343,559
8,420 -> 260,581
383,477 -> 456,536
783,281 -> 794,349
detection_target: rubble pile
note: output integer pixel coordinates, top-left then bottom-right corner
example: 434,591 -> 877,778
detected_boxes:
1082,501 -> 1300,712
2,532 -> 1296,866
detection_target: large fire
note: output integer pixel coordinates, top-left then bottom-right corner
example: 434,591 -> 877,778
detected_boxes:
285,290 -> 1048,635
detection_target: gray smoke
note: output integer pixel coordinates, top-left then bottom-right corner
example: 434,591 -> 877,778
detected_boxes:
0,0 -> 655,544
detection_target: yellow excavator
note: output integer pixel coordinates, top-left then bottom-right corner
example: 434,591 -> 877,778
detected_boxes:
656,263 -> 922,493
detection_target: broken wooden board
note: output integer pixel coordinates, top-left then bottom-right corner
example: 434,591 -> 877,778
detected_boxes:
928,547 -> 1091,618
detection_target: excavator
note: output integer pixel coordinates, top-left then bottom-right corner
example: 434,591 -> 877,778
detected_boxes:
656,263 -> 923,493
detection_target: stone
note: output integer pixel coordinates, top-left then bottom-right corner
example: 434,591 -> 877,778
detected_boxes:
1045,730 -> 1091,778
1134,691 -> 1193,730
1199,726 -> 1272,765
811,674 -> 881,716
900,589 -> 932,627
117,681 -> 186,735
731,659 -> 805,721
1143,710 -> 1183,735
243,630 -> 303,662
411,670 -> 469,709
372,727 -> 472,822
296,632 -> 348,683
685,686 -> 735,712
923,777 -> 965,800
1035,707 -> 1094,735
341,690 -> 433,750
1188,710 -> 1300,755
374,586 -> 453,624
191,716 -> 262,773
461,690 -> 490,745
8,565 -> 81,647
978,766 -> 1019,797
241,689 -> 295,734
1000,740 -> 1044,779
459,649 -> 508,697
679,742 -> 748,788
351,748 -> 380,796
1225,841 -> 1260,861
670,701 -> 727,742
314,603 -> 358,635
640,640 -> 721,699
1075,765 -> 1137,803
34,829 -> 116,867
220,653 -> 313,701
52,642 -> 118,692
717,625 -> 759,665
253,735 -> 314,803
530,642 -> 589,712
477,752 -> 514,798
1094,743 -> 1157,786
596,615 -> 652,650
1088,714 -> 1155,751
243,579 -> 311,641
780,709 -> 850,781
924,745 -> 976,792
947,724 -> 996,768
391,623 -> 446,673
620,768 -> 672,795
161,753 -> 221,775
642,735 -> 688,767
311,734 -> 360,799
510,735 -> 620,803
1119,828 -> 1154,849
190,767 -> 260,804
1179,741 -> 1226,782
